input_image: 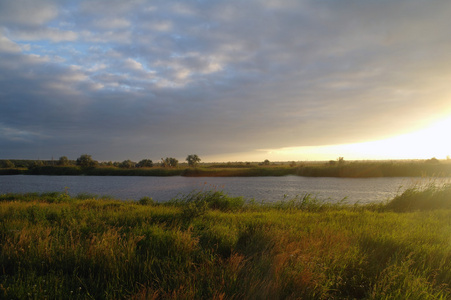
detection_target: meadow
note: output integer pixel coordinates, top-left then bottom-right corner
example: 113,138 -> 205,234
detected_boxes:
1,183 -> 451,299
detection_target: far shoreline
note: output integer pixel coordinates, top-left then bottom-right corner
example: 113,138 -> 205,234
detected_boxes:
1,159 -> 451,178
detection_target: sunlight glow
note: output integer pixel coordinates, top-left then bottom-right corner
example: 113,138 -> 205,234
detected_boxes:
257,115 -> 451,161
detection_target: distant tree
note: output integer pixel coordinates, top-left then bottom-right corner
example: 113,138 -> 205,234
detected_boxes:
137,159 -> 153,168
426,157 -> 440,164
119,160 -> 136,168
76,154 -> 97,168
32,160 -> 44,167
57,156 -> 70,166
289,161 -> 297,167
1,160 -> 15,168
263,159 -> 270,166
161,157 -> 178,168
338,157 -> 345,165
186,154 -> 201,167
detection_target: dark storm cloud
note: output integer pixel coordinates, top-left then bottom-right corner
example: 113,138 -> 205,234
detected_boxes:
1,0 -> 451,161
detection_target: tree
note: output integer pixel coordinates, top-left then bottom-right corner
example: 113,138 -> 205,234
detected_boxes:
119,159 -> 136,168
57,156 -> 70,166
263,159 -> 270,165
32,160 -> 44,167
186,154 -> 201,167
1,160 -> 15,168
137,159 -> 153,168
426,157 -> 440,164
161,157 -> 178,168
76,154 -> 97,168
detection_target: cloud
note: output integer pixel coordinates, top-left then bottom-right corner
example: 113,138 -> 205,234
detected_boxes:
0,123 -> 48,142
9,27 -> 78,42
1,0 -> 451,161
123,58 -> 144,71
0,32 -> 21,53
140,20 -> 173,32
93,18 -> 131,29
0,0 -> 58,26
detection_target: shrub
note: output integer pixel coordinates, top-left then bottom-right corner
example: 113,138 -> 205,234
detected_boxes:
138,196 -> 154,206
1,160 -> 15,168
170,190 -> 245,219
384,183 -> 451,212
137,159 -> 153,168
119,160 -> 136,168
76,154 -> 97,168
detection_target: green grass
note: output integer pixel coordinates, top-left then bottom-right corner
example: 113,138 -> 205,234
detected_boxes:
1,185 -> 451,299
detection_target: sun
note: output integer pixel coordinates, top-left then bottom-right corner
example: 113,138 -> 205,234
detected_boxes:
387,116 -> 451,159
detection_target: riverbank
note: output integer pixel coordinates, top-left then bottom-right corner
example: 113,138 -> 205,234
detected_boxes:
1,160 -> 451,177
1,184 -> 451,299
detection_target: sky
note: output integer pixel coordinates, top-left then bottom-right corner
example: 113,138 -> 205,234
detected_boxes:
1,0 -> 451,163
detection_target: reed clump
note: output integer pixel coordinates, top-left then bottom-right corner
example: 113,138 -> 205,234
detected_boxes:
1,185 -> 451,299
385,182 -> 451,212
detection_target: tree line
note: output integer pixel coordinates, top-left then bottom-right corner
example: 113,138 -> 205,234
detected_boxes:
0,154 -> 202,169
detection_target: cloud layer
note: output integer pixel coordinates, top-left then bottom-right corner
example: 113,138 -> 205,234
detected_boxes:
1,0 -> 451,161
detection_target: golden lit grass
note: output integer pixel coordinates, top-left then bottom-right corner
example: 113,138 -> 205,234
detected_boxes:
1,188 -> 451,299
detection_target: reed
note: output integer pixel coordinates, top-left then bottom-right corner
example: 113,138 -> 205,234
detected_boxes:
385,182 -> 451,212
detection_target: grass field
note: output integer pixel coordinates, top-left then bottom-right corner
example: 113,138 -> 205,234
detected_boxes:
1,183 -> 451,299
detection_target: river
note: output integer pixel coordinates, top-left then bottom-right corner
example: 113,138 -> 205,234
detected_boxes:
0,175 -> 435,204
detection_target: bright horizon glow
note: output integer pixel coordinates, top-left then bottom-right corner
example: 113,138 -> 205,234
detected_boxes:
269,116 -> 451,161
203,115 -> 451,162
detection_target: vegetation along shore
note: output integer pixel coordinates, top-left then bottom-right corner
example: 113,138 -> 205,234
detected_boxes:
1,154 -> 451,177
1,183 -> 451,299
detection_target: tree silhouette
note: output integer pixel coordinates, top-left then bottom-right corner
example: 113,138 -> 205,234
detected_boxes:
186,154 -> 201,167
57,156 -> 70,166
76,154 -> 97,168
161,157 -> 178,168
137,159 -> 153,168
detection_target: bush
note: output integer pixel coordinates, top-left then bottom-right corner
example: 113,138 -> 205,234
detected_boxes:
384,183 -> 451,212
76,154 -> 97,168
1,160 -> 15,168
137,159 -> 153,168
119,160 -> 136,168
170,190 -> 245,219
138,196 -> 154,206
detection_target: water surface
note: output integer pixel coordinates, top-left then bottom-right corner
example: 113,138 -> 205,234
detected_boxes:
0,175 -> 429,204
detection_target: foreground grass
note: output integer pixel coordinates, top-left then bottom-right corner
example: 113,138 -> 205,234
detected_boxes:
1,185 -> 451,299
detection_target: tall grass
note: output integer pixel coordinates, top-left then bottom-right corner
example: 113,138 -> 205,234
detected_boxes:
384,182 -> 451,212
1,186 -> 451,299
